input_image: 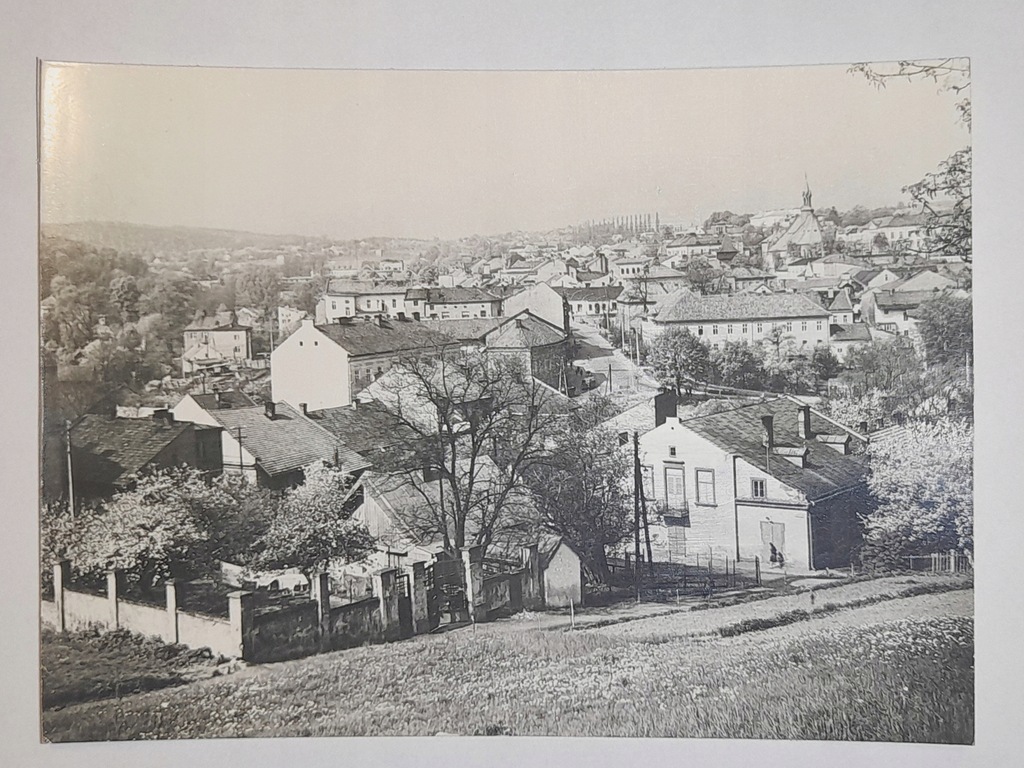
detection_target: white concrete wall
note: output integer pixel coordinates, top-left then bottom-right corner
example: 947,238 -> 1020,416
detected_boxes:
642,315 -> 830,350
543,544 -> 582,608
271,321 -> 351,410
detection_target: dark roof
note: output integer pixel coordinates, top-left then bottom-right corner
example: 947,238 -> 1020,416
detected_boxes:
830,323 -> 873,342
677,398 -> 868,501
553,286 -> 623,302
70,415 -> 199,489
653,289 -> 829,323
307,402 -> 417,456
485,312 -> 566,349
190,390 -> 256,411
209,402 -> 370,477
315,319 -> 458,357
827,290 -> 854,312
420,317 -> 505,343
575,270 -> 608,282
326,280 -> 406,296
417,287 -> 501,304
668,234 -> 721,248
874,289 -> 945,312
185,311 -> 251,332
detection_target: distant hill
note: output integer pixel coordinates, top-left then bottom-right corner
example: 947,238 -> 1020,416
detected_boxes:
40,221 -> 333,256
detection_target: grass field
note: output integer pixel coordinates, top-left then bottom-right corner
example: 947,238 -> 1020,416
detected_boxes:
41,628 -> 227,711
41,577 -> 973,743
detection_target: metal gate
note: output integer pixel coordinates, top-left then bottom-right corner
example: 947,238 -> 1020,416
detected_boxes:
396,572 -> 413,639
425,556 -> 467,629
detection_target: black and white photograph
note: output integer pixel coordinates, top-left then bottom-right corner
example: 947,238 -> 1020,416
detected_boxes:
36,57 -> 974,744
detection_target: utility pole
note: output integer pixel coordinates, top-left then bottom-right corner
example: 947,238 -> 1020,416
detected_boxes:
236,426 -> 245,477
633,432 -> 642,601
639,464 -> 653,576
65,419 -> 75,519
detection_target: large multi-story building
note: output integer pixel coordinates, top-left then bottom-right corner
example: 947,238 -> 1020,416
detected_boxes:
641,289 -> 831,350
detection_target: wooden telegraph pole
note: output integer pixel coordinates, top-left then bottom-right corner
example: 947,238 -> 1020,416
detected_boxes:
632,432 -> 642,601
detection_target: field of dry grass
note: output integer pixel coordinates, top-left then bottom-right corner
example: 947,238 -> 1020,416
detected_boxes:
41,575 -> 973,744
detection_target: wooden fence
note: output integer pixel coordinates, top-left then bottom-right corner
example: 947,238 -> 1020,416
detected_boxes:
904,550 -> 973,574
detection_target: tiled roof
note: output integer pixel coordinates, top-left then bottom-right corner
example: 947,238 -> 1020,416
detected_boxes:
553,286 -> 623,302
326,280 -> 406,296
421,317 -> 505,342
874,289 -> 945,312
315,319 -> 457,357
827,290 -> 854,312
486,313 -> 566,349
419,287 -> 501,304
185,311 -> 251,332
209,402 -> 369,477
768,209 -> 823,252
830,323 -> 872,342
575,270 -> 608,282
190,390 -> 256,410
667,234 -> 721,248
677,398 -> 868,501
70,415 -> 198,488
307,402 -> 416,456
653,289 -> 828,323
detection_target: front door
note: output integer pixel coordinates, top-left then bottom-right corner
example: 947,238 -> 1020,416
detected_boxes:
760,521 -> 786,565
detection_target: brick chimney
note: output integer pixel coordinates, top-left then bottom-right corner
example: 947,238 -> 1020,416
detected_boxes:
300,402 -> 308,416
761,414 -> 774,449
654,389 -> 678,427
797,404 -> 812,440
264,401 -> 276,419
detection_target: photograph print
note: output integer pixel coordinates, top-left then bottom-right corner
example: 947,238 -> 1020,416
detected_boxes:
38,59 -> 973,742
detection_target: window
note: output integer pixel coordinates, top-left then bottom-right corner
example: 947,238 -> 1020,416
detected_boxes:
742,323 -> 748,334
712,325 -> 719,335
332,301 -> 337,310
665,466 -> 686,501
801,321 -> 807,332
727,324 -> 733,335
392,299 -> 397,308
785,322 -> 793,332
817,320 -> 823,331
756,323 -> 763,334
696,469 -> 715,504
299,341 -> 303,347
480,310 -> 488,317
669,446 -> 677,457
618,432 -> 629,446
751,478 -> 767,498
697,326 -> 704,336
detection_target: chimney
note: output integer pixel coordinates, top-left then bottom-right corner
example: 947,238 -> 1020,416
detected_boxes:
264,401 -> 276,420
858,420 -> 868,435
761,414 -> 774,449
797,404 -> 812,440
300,402 -> 308,416
654,389 -> 678,427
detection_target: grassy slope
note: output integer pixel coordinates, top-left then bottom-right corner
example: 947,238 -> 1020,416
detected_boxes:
42,579 -> 973,743
41,628 -> 223,710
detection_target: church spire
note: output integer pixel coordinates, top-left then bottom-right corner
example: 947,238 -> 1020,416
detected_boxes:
802,174 -> 813,210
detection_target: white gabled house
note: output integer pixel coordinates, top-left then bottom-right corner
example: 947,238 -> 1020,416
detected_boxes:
636,397 -> 870,571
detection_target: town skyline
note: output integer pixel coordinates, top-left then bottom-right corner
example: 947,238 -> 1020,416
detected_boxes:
40,62 -> 968,242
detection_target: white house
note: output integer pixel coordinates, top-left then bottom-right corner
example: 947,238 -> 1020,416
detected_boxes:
636,398 -> 869,571
270,317 -> 457,411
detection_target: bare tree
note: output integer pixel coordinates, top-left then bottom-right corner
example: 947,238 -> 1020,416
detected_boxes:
369,349 -> 566,557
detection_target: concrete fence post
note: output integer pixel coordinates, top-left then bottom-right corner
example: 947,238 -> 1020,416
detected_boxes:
53,560 -> 70,633
106,570 -> 121,629
409,562 -> 429,635
949,549 -> 958,574
462,546 -> 485,623
228,590 -> 255,661
311,572 -> 331,650
521,544 -> 541,608
373,569 -> 399,641
165,580 -> 180,644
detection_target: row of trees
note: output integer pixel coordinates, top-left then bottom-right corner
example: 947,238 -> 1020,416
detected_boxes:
43,464 -> 372,596
646,326 -> 841,397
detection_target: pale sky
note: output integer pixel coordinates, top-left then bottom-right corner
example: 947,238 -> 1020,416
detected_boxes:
40,62 -> 969,240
